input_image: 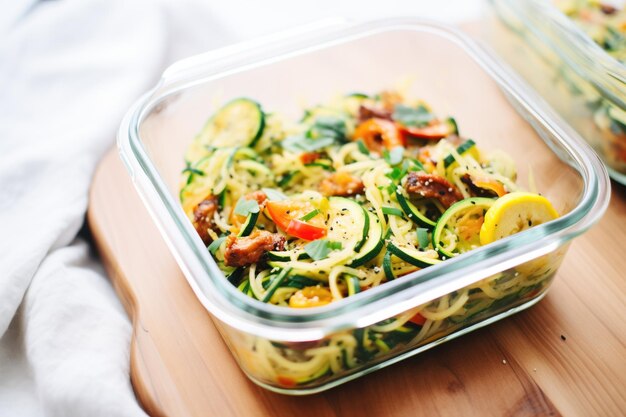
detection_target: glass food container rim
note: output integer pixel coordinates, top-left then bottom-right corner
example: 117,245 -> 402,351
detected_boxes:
491,0 -> 626,109
118,18 -> 610,341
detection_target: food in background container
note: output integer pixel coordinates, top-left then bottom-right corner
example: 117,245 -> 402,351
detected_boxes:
489,0 -> 626,182
557,0 -> 626,62
557,0 -> 626,171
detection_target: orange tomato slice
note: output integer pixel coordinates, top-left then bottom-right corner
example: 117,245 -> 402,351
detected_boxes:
266,200 -> 327,241
353,118 -> 404,153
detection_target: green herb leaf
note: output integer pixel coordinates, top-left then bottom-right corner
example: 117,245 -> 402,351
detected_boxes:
403,158 -> 424,173
383,183 -> 398,198
382,206 -> 404,217
207,236 -> 226,254
356,139 -> 370,155
327,241 -> 343,250
392,104 -> 434,127
234,198 -> 260,216
281,134 -> 336,152
304,239 -> 343,261
262,188 -> 287,201
416,228 -> 429,249
383,146 -> 404,166
385,166 -> 407,182
181,160 -> 205,185
299,209 -> 320,222
304,161 -> 335,171
346,92 -> 370,99
310,116 -> 346,138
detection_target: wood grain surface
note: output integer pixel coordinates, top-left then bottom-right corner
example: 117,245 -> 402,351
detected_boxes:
88,148 -> 625,417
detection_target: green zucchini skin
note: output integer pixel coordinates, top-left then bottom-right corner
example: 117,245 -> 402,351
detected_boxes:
267,251 -> 310,262
261,268 -> 291,303
197,98 -> 265,149
395,189 -> 437,228
353,207 -> 370,253
386,241 -> 441,269
237,211 -> 259,237
349,210 -> 384,267
432,197 -> 495,259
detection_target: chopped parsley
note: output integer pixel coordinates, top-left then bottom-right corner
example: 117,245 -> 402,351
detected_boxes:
233,198 -> 260,216
382,206 -> 404,217
299,209 -> 320,222
304,239 -> 343,261
207,236 -> 226,254
416,228 -> 429,249
356,139 -> 370,155
262,188 -> 287,201
281,116 -> 347,152
383,146 -> 404,166
281,135 -> 335,152
392,104 -> 434,127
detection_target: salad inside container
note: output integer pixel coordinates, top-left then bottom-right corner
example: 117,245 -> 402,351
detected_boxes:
118,19 -> 610,393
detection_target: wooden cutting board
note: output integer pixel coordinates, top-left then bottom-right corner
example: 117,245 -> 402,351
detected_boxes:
88,147 -> 626,417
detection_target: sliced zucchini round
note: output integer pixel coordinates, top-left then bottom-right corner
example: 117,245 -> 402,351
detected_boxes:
196,98 -> 265,149
349,210 -> 384,267
432,197 -> 495,259
325,197 -> 368,252
386,241 -> 441,269
395,189 -> 437,228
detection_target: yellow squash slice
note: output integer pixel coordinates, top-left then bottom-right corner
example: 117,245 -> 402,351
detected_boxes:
479,192 -> 559,245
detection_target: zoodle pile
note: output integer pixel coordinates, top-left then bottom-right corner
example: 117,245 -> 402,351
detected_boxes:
180,91 -> 560,386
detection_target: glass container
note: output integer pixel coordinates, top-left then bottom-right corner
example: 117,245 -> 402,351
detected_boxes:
117,19 -> 610,394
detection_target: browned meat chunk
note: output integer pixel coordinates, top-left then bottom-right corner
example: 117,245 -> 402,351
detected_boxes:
460,174 -> 508,198
192,194 -> 219,244
461,174 -> 498,198
358,104 -> 392,123
320,172 -> 365,197
224,230 -> 286,267
405,172 -> 462,208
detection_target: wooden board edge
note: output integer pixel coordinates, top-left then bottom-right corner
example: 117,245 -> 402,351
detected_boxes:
87,153 -> 169,417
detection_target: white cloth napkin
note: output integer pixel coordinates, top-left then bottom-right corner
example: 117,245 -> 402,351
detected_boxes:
0,1 -> 481,416
0,0 -> 235,415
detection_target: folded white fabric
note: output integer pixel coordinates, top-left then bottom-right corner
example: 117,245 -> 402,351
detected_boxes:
0,0 -> 234,415
0,0 -> 165,415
